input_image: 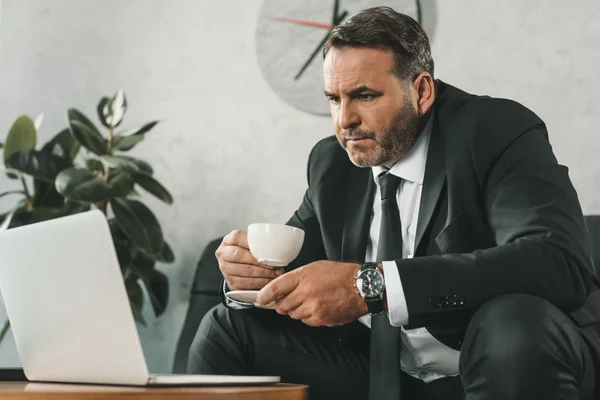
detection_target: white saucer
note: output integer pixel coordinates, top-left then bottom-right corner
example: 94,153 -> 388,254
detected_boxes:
227,290 -> 276,309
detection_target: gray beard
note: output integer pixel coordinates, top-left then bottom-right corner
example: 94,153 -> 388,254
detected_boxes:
346,102 -> 420,168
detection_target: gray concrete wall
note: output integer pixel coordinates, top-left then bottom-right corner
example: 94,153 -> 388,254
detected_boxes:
0,0 -> 598,372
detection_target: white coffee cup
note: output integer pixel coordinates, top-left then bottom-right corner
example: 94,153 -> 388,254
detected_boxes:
247,223 -> 305,267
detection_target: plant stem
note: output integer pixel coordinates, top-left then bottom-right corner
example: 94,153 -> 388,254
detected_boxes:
107,125 -> 114,155
97,202 -> 107,215
18,173 -> 32,207
0,315 -> 10,345
102,125 -> 114,183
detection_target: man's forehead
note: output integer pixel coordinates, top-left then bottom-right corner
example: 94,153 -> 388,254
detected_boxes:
323,47 -> 395,90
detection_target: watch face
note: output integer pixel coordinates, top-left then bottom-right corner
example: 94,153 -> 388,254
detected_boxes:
358,269 -> 384,297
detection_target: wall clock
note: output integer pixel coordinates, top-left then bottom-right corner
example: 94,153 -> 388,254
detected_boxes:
256,0 -> 425,116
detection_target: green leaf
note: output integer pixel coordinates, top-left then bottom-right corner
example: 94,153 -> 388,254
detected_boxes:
67,108 -> 106,155
113,236 -> 132,272
86,158 -> 105,175
26,207 -> 66,223
43,128 -> 80,161
122,156 -> 152,175
8,150 -> 71,182
102,155 -> 152,175
109,172 -> 135,197
4,115 -> 37,165
55,168 -> 111,203
118,121 -> 159,137
133,248 -> 156,269
109,218 -> 128,242
67,108 -> 102,135
102,155 -> 138,173
132,266 -> 168,317
135,173 -> 173,205
156,241 -> 175,263
97,97 -> 110,128
33,179 -> 64,208
61,201 -> 90,214
111,120 -> 159,152
69,120 -> 107,156
110,198 -> 164,254
112,134 -> 144,152
126,278 -> 146,326
104,90 -> 127,128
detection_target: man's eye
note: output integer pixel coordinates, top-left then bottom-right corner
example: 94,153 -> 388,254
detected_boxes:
358,94 -> 374,101
328,96 -> 340,104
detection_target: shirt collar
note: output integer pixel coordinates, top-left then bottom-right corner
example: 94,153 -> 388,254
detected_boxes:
372,112 -> 433,186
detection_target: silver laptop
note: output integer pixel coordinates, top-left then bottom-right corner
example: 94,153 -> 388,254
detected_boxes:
0,210 -> 279,386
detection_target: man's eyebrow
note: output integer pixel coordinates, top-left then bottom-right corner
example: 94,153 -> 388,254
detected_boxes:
324,86 -> 383,98
346,86 -> 383,97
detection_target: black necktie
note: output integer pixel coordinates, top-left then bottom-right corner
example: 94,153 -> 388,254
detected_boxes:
369,172 -> 403,400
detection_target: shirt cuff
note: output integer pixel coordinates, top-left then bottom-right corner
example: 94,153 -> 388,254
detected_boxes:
222,281 -> 254,310
382,260 -> 409,326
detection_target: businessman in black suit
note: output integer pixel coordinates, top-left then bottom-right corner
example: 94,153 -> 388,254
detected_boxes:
188,7 -> 600,400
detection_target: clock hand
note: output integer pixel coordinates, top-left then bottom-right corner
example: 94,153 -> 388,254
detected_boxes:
268,17 -> 333,30
332,0 -> 347,27
293,9 -> 348,80
332,0 -> 340,25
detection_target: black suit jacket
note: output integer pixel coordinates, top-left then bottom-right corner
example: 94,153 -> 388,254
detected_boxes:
284,80 -> 600,354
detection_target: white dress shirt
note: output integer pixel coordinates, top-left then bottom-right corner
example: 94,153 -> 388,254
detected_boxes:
359,115 -> 460,382
224,114 -> 459,382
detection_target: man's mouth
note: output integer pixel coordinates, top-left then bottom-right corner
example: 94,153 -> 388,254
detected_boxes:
345,137 -> 371,143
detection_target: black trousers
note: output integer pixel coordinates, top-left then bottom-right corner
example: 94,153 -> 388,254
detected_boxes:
187,294 -> 597,400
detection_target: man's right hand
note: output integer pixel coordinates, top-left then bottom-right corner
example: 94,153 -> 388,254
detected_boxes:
216,229 -> 285,290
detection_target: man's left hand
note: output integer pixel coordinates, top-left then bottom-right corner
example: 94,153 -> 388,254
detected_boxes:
256,261 -> 368,327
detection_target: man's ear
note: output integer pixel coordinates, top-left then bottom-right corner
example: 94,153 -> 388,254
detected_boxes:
412,73 -> 435,116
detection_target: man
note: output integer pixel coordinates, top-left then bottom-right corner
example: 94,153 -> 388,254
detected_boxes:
188,7 -> 600,400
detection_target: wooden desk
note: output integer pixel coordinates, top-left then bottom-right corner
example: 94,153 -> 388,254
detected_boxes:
0,382 -> 308,399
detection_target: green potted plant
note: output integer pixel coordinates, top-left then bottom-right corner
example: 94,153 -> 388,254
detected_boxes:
0,90 -> 174,340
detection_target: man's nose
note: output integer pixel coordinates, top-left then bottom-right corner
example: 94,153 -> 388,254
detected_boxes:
338,102 -> 361,130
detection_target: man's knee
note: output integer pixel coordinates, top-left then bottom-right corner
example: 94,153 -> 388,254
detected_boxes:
187,304 -> 237,373
460,294 -> 591,397
461,294 -> 578,366
198,304 -> 229,339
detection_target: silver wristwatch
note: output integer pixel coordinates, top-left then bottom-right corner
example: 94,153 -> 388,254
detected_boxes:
355,262 -> 385,315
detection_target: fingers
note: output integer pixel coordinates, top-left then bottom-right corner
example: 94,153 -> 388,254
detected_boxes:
221,262 -> 284,280
216,242 -> 260,267
274,292 -> 303,315
226,276 -> 274,291
221,262 -> 284,290
221,229 -> 249,249
217,230 -> 280,274
257,271 -> 299,305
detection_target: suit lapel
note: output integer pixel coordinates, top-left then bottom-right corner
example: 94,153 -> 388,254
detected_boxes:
341,166 -> 376,263
415,111 -> 447,255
